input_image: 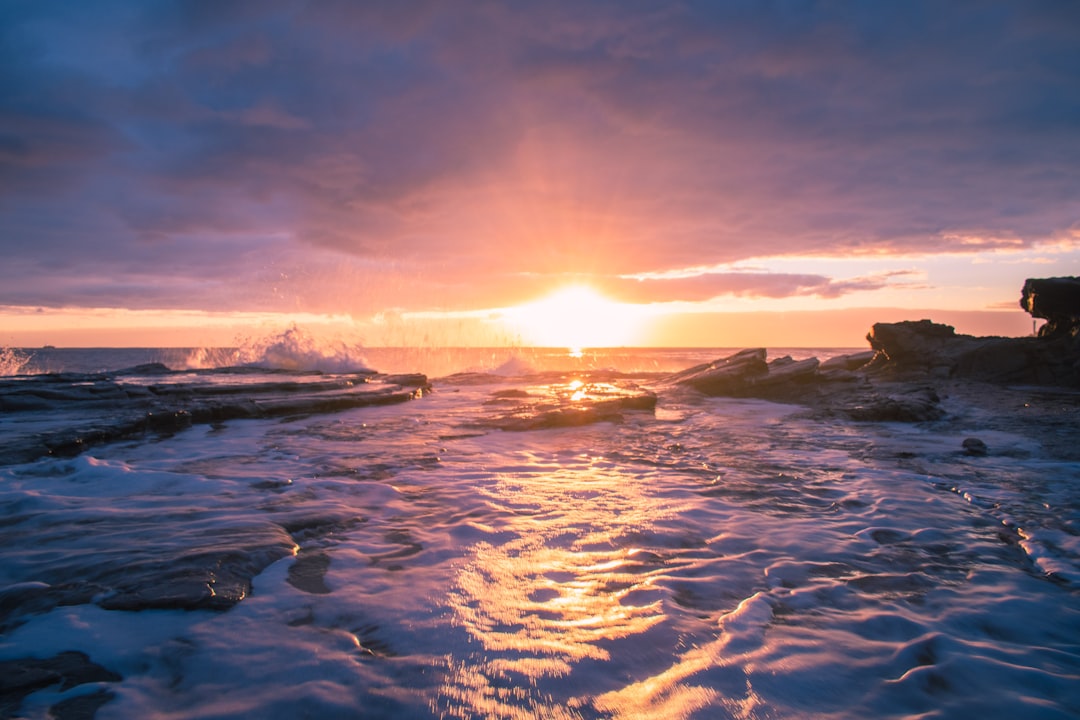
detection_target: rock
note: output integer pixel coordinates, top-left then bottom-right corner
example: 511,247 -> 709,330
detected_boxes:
866,320 -> 963,368
866,317 -> 1080,386
287,551 -> 332,594
48,689 -> 115,720
962,437 -> 989,456
0,373 -> 429,465
667,348 -> 768,395
665,278 -> 1080,428
479,380 -> 657,431
842,386 -> 944,422
485,394 -> 657,431
820,351 -> 876,372
0,651 -> 120,718
1021,276 -> 1080,338
757,356 -> 820,386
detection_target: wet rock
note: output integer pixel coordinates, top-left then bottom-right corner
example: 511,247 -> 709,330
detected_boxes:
757,356 -> 820,387
842,386 -> 944,422
48,689 -> 116,720
1021,276 -> 1080,339
0,373 -> 430,465
667,348 -> 768,395
487,395 -> 657,431
0,651 -> 120,718
962,437 -> 989,456
0,582 -> 103,633
378,373 -> 429,388
480,380 -> 656,431
287,551 -> 332,594
95,542 -> 296,612
819,350 -> 876,373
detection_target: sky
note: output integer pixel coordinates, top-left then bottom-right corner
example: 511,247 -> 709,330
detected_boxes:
2,0 -> 1079,348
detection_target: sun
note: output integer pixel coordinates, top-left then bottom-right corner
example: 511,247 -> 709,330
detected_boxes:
504,285 -> 644,351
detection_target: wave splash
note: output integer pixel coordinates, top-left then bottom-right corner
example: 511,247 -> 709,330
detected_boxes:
0,347 -> 31,376
184,325 -> 373,373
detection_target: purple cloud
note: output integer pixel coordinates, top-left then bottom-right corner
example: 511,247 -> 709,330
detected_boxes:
1,1 -> 1078,313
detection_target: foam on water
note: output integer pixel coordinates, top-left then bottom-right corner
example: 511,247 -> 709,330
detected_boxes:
0,351 -> 1077,718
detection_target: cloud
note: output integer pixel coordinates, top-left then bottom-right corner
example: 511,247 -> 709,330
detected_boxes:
596,269 -> 920,304
1,1 -> 1078,313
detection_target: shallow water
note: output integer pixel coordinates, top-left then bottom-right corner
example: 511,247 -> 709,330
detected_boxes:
0,348 -> 1078,718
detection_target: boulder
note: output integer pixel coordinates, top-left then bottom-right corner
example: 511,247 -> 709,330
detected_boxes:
842,386 -> 944,422
1021,276 -> 1080,338
866,320 -> 966,370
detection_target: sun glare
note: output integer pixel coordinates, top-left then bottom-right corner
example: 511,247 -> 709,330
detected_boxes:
505,285 -> 644,350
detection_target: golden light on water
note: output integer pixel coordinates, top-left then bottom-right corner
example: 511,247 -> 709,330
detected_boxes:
437,450 -> 689,716
504,285 -> 646,351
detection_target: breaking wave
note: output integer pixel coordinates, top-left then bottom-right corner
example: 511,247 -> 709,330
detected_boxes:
185,325 -> 373,373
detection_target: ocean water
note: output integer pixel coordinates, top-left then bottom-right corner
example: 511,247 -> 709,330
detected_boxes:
0,342 -> 1078,719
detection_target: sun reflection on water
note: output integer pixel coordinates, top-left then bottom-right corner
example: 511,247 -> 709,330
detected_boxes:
436,459 -> 684,717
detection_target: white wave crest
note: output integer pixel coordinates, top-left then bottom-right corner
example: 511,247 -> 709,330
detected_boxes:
239,325 -> 372,373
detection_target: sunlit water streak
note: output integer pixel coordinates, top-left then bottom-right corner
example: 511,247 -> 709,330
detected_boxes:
0,347 -> 1077,719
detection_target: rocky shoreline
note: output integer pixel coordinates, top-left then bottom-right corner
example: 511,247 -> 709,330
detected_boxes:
667,276 -> 1080,458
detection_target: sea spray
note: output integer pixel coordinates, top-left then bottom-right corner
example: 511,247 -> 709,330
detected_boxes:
185,325 -> 373,373
0,347 -> 30,376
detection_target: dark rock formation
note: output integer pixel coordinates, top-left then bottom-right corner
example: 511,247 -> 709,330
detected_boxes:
0,651 -> 120,719
1021,276 -> 1080,338
841,385 -> 945,422
866,319 -> 1079,386
667,277 -> 1080,421
0,371 -> 430,465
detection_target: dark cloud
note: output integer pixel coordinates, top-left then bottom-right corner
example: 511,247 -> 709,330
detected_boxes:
1,0 -> 1078,312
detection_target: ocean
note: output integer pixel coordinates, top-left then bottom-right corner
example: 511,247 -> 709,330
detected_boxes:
1,341 -> 1078,719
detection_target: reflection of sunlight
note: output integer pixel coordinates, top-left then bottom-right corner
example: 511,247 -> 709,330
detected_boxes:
593,592 -> 773,718
504,285 -> 644,349
568,379 -> 586,402
438,459 -> 683,717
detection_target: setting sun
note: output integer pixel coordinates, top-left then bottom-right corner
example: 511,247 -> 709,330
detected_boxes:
504,285 -> 645,350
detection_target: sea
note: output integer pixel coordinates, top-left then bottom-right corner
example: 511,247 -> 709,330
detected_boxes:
1,337 -> 1078,719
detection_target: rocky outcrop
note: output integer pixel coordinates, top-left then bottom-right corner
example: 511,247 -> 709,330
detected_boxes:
866,319 -> 1079,386
1021,276 -> 1080,338
667,277 -> 1080,420
0,370 -> 430,465
665,348 -> 769,395
666,348 -> 944,422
